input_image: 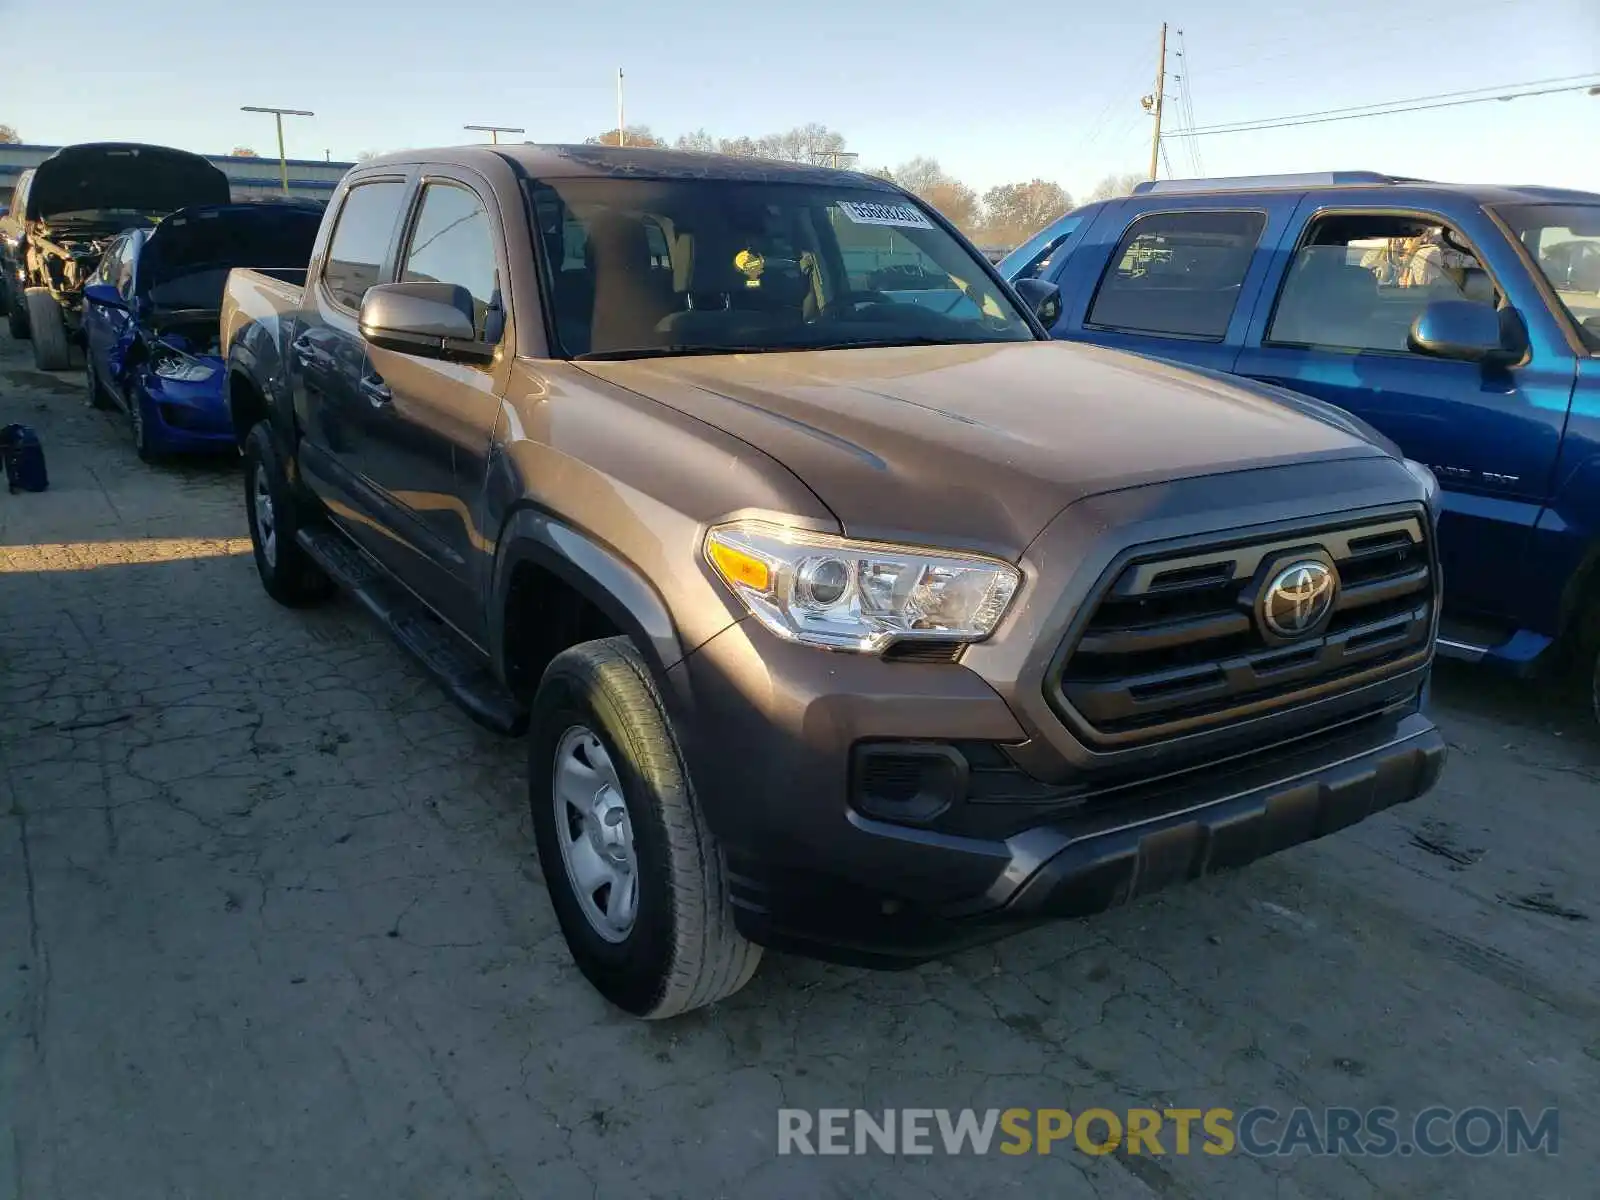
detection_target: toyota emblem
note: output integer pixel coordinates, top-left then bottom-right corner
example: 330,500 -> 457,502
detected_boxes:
1261,560 -> 1337,638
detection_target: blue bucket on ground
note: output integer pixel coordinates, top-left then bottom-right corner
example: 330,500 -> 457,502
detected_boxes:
1,424 -> 49,493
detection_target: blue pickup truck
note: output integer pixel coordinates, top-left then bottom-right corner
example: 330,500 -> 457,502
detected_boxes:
1000,171 -> 1600,717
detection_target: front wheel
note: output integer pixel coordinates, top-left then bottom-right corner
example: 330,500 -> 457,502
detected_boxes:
242,422 -> 334,607
85,358 -> 117,412
24,288 -> 71,370
529,637 -> 761,1018
128,386 -> 160,463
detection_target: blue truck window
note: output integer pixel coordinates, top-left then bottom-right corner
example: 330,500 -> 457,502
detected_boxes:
1268,212 -> 1498,353
1000,215 -> 1082,282
1086,209 -> 1266,340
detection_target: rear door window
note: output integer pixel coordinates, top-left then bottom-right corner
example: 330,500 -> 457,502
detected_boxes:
322,180 -> 407,311
1086,209 -> 1267,339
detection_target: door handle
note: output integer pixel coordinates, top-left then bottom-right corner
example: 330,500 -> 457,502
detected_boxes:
360,376 -> 392,407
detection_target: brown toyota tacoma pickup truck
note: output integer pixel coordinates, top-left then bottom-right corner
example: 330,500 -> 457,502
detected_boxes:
221,144 -> 1446,1018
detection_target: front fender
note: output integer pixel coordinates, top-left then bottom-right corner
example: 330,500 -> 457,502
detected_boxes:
488,505 -> 685,684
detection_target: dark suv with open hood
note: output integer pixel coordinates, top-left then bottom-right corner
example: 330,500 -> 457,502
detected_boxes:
0,142 -> 230,369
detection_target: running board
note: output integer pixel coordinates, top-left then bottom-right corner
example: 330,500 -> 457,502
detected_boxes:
295,526 -> 525,736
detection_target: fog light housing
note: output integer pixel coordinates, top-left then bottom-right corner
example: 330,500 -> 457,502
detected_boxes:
851,743 -> 968,824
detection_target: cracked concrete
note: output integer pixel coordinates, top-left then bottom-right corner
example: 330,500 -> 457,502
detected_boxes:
2,330 -> 1598,1198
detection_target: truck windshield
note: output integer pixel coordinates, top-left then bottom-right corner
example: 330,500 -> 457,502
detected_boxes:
1499,203 -> 1600,352
525,178 -> 1036,359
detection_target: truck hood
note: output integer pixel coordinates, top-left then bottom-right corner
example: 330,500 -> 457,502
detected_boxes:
578,340 -> 1391,558
27,143 -> 230,223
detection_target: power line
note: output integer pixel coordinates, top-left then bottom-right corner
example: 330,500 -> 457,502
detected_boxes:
1184,76 -> 1600,137
1173,28 -> 1204,175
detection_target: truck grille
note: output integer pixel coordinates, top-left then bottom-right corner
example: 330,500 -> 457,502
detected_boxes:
1049,513 -> 1435,746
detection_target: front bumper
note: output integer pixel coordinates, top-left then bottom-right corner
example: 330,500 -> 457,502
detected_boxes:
667,618 -> 1445,967
138,371 -> 233,453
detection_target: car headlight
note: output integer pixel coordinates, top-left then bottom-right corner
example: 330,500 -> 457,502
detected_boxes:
704,520 -> 1021,652
153,355 -> 216,382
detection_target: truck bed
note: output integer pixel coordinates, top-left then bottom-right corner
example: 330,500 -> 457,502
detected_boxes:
220,267 -> 306,363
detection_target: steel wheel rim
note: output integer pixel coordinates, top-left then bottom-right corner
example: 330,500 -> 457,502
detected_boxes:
253,465 -> 277,569
552,724 -> 638,943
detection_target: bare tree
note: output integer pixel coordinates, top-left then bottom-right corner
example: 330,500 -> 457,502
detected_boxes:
0,124 -> 21,145
585,126 -> 666,148
232,146 -> 260,157
892,157 -> 981,233
671,124 -> 852,165
674,129 -> 718,154
980,179 -> 1074,245
1087,172 -> 1146,203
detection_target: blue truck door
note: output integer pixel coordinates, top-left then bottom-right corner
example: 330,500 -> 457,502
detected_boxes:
1232,198 -> 1576,638
1532,358 -> 1600,634
1041,195 -> 1298,377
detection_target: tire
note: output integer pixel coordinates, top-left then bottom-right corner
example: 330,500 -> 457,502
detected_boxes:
24,288 -> 71,369
7,288 -> 29,339
84,357 -> 117,412
529,637 -> 761,1019
1590,645 -> 1599,728
242,422 -> 334,607
128,386 -> 161,463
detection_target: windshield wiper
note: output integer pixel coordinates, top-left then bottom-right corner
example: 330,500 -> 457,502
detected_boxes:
803,335 -> 1018,351
573,344 -> 799,361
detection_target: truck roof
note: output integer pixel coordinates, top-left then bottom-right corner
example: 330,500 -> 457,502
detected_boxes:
359,143 -> 902,189
1130,171 -> 1600,206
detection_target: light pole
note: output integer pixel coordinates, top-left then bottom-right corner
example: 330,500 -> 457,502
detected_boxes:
241,106 -> 314,194
464,124 -> 525,145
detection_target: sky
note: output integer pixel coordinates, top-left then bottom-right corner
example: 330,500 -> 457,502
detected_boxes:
5,0 -> 1599,201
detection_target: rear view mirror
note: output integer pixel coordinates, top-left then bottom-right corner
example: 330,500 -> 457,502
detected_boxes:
1013,277 -> 1063,328
1408,300 -> 1524,366
82,282 -> 126,309
359,282 -> 489,362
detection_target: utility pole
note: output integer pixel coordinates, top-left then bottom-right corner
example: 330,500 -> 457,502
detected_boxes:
241,106 -> 314,194
1143,23 -> 1168,182
616,68 -> 626,147
464,124 -> 525,145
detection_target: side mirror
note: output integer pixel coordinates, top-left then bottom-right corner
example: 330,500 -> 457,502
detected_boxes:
82,282 -> 126,309
1407,300 -> 1523,366
1013,277 -> 1063,328
359,281 -> 489,362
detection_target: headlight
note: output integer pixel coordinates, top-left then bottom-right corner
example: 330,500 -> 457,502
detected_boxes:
153,355 -> 216,382
705,520 -> 1021,652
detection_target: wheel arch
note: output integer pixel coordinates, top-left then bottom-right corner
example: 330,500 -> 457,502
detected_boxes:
489,504 -> 686,700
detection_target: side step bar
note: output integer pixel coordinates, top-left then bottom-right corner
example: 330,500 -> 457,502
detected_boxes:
295,526 -> 525,736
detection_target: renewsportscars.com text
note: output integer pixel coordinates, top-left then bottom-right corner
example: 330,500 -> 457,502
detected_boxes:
777,1106 -> 1558,1157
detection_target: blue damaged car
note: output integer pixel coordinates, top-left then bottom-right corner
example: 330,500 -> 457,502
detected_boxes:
81,201 -> 323,459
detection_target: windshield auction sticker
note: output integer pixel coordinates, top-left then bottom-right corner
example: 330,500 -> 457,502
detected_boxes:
836,200 -> 934,230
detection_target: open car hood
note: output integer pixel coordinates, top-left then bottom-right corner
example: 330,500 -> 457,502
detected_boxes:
138,203 -> 323,300
27,143 -> 230,222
